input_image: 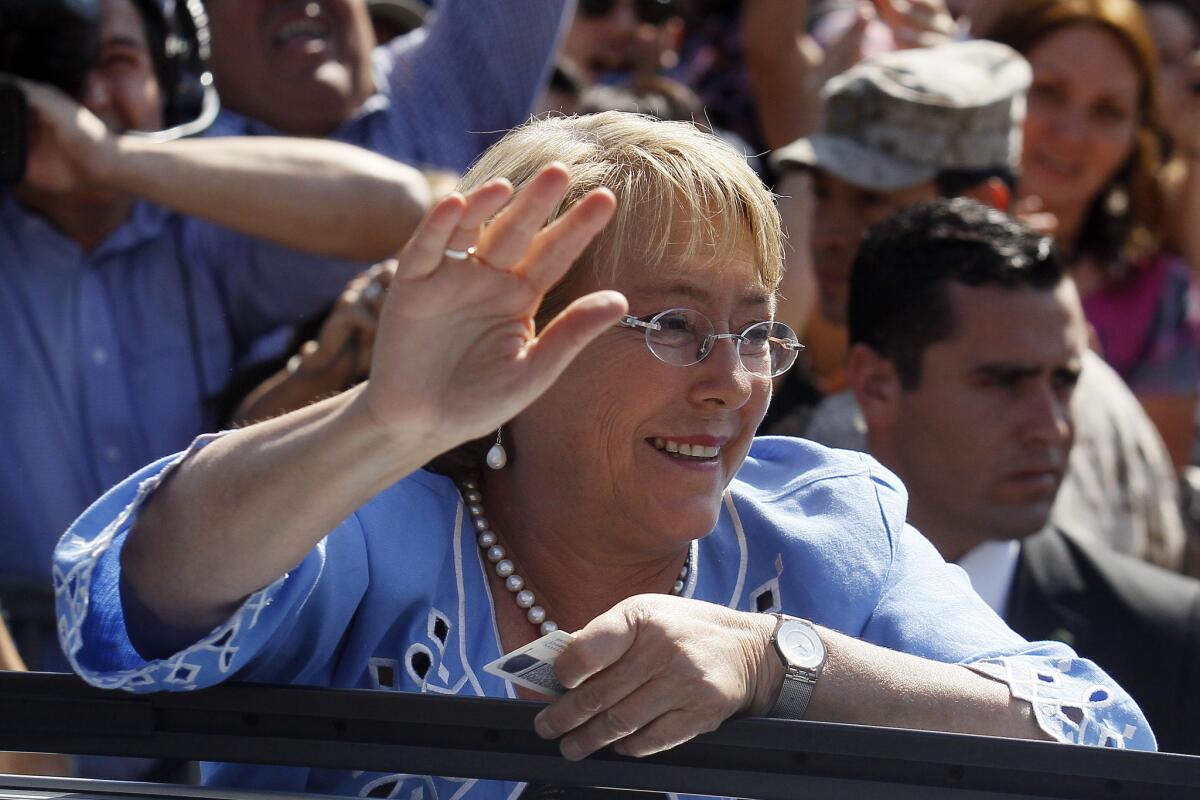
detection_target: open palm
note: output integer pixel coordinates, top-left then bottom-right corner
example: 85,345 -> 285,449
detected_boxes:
360,164 -> 627,452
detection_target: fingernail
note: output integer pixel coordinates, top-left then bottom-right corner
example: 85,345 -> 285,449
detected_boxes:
534,711 -> 555,739
560,739 -> 584,761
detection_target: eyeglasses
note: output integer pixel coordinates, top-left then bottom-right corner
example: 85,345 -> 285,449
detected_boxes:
618,308 -> 804,378
578,0 -> 679,25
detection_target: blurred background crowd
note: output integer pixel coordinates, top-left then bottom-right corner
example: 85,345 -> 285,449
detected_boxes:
3,0 -> 1200,779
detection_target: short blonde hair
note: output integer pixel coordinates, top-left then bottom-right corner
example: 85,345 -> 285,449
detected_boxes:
458,112 -> 784,322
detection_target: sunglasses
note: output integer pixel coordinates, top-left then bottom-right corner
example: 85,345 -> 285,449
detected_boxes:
578,0 -> 679,25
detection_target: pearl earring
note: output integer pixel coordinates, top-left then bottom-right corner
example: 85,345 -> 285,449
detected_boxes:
486,428 -> 507,470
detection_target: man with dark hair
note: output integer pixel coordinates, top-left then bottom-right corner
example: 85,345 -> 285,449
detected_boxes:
762,39 -> 1186,572
847,198 -> 1200,755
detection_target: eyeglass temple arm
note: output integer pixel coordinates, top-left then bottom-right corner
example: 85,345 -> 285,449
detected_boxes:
769,336 -> 806,352
618,315 -> 662,332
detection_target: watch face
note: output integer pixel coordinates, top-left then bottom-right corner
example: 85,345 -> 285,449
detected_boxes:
778,620 -> 825,669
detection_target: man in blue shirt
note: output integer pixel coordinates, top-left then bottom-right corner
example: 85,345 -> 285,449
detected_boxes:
0,0 -> 430,670
201,0 -> 572,172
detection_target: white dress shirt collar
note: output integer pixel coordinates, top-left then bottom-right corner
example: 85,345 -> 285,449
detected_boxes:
955,539 -> 1021,618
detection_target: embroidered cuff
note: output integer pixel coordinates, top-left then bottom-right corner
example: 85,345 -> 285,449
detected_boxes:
967,655 -> 1153,750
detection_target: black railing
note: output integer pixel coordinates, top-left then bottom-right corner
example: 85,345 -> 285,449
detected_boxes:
0,671 -> 1197,799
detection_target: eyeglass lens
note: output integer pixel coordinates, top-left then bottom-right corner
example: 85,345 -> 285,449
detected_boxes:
578,0 -> 677,25
643,309 -> 799,377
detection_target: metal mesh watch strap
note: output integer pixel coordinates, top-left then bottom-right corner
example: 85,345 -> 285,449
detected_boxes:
769,663 -> 818,719
766,613 -> 823,720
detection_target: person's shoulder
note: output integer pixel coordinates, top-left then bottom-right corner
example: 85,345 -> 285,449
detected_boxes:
350,469 -> 463,556
731,436 -> 909,543
735,435 -> 903,497
1140,248 -> 1192,275
727,438 -> 911,608
1074,349 -> 1149,420
805,389 -> 868,450
1074,350 -> 1178,466
1029,528 -> 1200,631
366,468 -> 461,509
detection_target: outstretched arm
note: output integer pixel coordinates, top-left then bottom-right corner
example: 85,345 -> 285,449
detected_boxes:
743,0 -> 869,149
14,77 -> 430,262
121,165 -> 626,641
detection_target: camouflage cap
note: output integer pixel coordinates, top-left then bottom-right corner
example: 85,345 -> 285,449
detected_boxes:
773,40 -> 1031,191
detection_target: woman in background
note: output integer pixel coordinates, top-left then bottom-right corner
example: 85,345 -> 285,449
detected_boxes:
992,0 -> 1200,469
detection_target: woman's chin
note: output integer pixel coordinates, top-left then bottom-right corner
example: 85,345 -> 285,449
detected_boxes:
636,493 -> 725,545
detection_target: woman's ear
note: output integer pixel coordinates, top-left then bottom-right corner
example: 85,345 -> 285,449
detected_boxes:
847,343 -> 902,433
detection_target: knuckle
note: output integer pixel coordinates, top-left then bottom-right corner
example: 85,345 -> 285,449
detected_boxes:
699,712 -> 724,735
599,707 -> 638,739
574,684 -> 607,718
629,729 -> 672,757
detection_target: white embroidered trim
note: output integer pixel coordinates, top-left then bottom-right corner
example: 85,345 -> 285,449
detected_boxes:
968,656 -> 1135,747
55,432 -> 285,692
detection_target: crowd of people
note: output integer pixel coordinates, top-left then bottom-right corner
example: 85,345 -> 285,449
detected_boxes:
3,0 -> 1200,794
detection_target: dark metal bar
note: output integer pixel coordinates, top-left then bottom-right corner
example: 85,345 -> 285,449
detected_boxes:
0,671 -> 1197,799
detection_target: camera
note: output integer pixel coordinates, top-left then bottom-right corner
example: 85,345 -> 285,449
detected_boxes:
0,0 -> 101,183
0,0 -> 218,186
0,0 -> 101,96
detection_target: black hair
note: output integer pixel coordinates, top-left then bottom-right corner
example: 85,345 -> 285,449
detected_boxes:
847,198 -> 1065,389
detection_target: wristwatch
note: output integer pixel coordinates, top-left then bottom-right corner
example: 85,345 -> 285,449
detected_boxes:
766,613 -> 826,720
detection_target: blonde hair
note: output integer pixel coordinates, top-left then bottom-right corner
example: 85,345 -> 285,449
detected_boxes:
458,112 -> 784,323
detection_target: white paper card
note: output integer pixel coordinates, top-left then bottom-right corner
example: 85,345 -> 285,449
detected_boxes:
483,629 -> 576,697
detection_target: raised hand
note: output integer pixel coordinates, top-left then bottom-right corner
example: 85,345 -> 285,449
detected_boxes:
4,76 -> 118,193
742,0 -> 868,148
872,0 -> 956,50
356,164 -> 627,453
532,595 -> 778,761
298,262 -> 396,384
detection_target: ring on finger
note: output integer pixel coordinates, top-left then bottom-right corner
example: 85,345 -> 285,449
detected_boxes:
444,247 -> 471,261
466,246 -> 500,270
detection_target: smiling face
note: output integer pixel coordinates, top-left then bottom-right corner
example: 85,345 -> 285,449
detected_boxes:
83,0 -> 163,134
882,279 -> 1086,557
562,0 -> 680,80
811,170 -> 938,325
1020,24 -> 1141,223
204,0 -> 376,136
506,234 -> 775,554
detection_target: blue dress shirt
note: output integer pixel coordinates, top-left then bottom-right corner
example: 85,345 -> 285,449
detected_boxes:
0,194 -> 363,600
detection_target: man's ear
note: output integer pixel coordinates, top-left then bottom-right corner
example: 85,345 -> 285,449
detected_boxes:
848,342 -> 902,430
959,177 -> 1012,213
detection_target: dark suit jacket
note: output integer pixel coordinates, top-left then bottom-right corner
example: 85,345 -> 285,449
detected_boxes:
1007,528 -> 1200,755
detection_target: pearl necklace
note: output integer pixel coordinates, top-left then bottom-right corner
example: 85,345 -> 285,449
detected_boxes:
459,478 -> 693,635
